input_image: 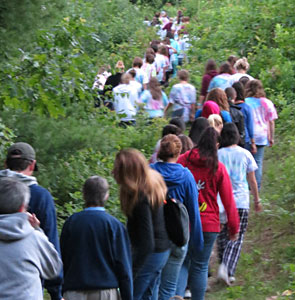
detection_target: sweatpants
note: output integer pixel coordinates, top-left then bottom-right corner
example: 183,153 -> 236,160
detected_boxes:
217,208 -> 249,277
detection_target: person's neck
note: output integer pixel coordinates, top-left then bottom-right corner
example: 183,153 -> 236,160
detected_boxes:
180,80 -> 188,84
13,169 -> 33,176
228,144 -> 238,148
166,157 -> 178,163
238,70 -> 246,74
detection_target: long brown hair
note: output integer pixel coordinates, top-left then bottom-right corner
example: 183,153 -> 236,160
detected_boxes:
245,79 -> 266,98
206,88 -> 229,111
149,77 -> 162,101
113,149 -> 167,217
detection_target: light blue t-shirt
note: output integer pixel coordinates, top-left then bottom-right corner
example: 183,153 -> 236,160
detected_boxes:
218,146 -> 258,209
208,73 -> 231,91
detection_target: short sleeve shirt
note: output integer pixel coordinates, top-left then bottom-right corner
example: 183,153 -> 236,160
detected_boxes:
169,83 -> 196,122
245,97 -> 278,145
218,146 -> 258,209
208,73 -> 231,91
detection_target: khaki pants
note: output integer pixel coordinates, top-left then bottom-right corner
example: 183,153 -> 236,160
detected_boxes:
64,289 -> 120,300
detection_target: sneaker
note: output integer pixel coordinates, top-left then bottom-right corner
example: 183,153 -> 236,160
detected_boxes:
184,289 -> 191,299
217,263 -> 230,286
229,276 -> 236,283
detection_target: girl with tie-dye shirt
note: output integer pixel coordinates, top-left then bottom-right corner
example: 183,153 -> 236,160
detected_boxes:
245,80 -> 278,189
139,77 -> 168,118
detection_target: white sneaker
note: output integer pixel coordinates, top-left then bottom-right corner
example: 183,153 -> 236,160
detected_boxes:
229,276 -> 236,283
184,289 -> 191,298
217,263 -> 230,286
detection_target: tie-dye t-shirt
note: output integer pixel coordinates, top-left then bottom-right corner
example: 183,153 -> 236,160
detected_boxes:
155,54 -> 169,82
218,146 -> 258,209
169,83 -> 196,122
141,63 -> 157,81
245,97 -> 278,145
207,73 -> 232,91
139,90 -> 168,118
127,68 -> 149,85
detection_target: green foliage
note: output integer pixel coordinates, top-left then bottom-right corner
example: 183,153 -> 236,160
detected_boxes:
0,0 -> 156,117
0,119 -> 15,161
1,108 -> 166,223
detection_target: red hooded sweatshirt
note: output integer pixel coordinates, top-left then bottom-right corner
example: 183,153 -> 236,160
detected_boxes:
177,148 -> 239,235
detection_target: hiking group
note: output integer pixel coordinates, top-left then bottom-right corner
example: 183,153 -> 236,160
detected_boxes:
0,9 -> 278,300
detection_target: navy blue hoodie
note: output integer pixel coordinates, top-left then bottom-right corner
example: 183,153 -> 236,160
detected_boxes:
150,162 -> 203,251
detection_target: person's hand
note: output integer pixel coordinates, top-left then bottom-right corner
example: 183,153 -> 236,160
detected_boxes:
269,138 -> 274,147
27,213 -> 40,229
251,143 -> 257,154
229,233 -> 239,241
254,201 -> 263,212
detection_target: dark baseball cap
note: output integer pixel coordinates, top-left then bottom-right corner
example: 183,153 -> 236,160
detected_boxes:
7,142 -> 38,171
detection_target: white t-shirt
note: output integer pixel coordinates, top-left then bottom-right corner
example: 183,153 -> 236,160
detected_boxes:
218,146 -> 258,209
129,80 -> 142,96
113,84 -> 139,121
229,73 -> 254,86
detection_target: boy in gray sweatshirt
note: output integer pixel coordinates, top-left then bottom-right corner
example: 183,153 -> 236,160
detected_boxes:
0,178 -> 62,300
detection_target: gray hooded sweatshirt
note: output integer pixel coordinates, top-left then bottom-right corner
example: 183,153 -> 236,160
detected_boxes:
0,213 -> 62,300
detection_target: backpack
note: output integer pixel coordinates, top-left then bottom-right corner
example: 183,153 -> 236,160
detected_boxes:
163,194 -> 190,247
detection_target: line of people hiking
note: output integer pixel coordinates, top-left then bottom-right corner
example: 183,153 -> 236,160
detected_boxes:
0,9 -> 279,300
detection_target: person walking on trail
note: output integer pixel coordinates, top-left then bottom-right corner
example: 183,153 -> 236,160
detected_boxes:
60,176 -> 133,300
232,81 -> 256,153
228,57 -> 254,86
165,69 -> 196,123
176,127 -> 240,300
195,88 -> 232,123
216,123 -> 262,286
112,73 -> 139,125
0,178 -> 62,300
139,77 -> 168,118
127,57 -> 149,89
0,142 -> 63,300
113,149 -> 170,300
245,79 -> 278,190
150,134 -> 203,300
199,59 -> 218,104
207,62 -> 233,92
155,45 -> 170,85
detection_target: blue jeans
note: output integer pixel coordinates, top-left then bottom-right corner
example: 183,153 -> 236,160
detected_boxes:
176,232 -> 218,300
153,244 -> 188,300
252,145 -> 265,190
134,250 -> 170,300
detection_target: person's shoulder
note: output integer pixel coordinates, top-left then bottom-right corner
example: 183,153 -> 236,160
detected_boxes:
29,184 -> 52,199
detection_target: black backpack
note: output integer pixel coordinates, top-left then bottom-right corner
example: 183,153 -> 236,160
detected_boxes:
163,194 -> 190,247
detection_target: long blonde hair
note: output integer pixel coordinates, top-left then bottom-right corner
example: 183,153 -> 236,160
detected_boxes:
113,149 -> 167,217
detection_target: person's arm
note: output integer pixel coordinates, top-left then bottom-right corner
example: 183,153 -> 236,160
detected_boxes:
246,105 -> 257,153
268,120 -> 275,147
247,171 -> 262,212
190,87 -> 197,121
164,102 -> 173,117
200,75 -> 209,99
184,173 -> 204,251
129,200 -> 155,274
218,164 -> 240,239
114,225 -> 133,300
35,230 -> 63,281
